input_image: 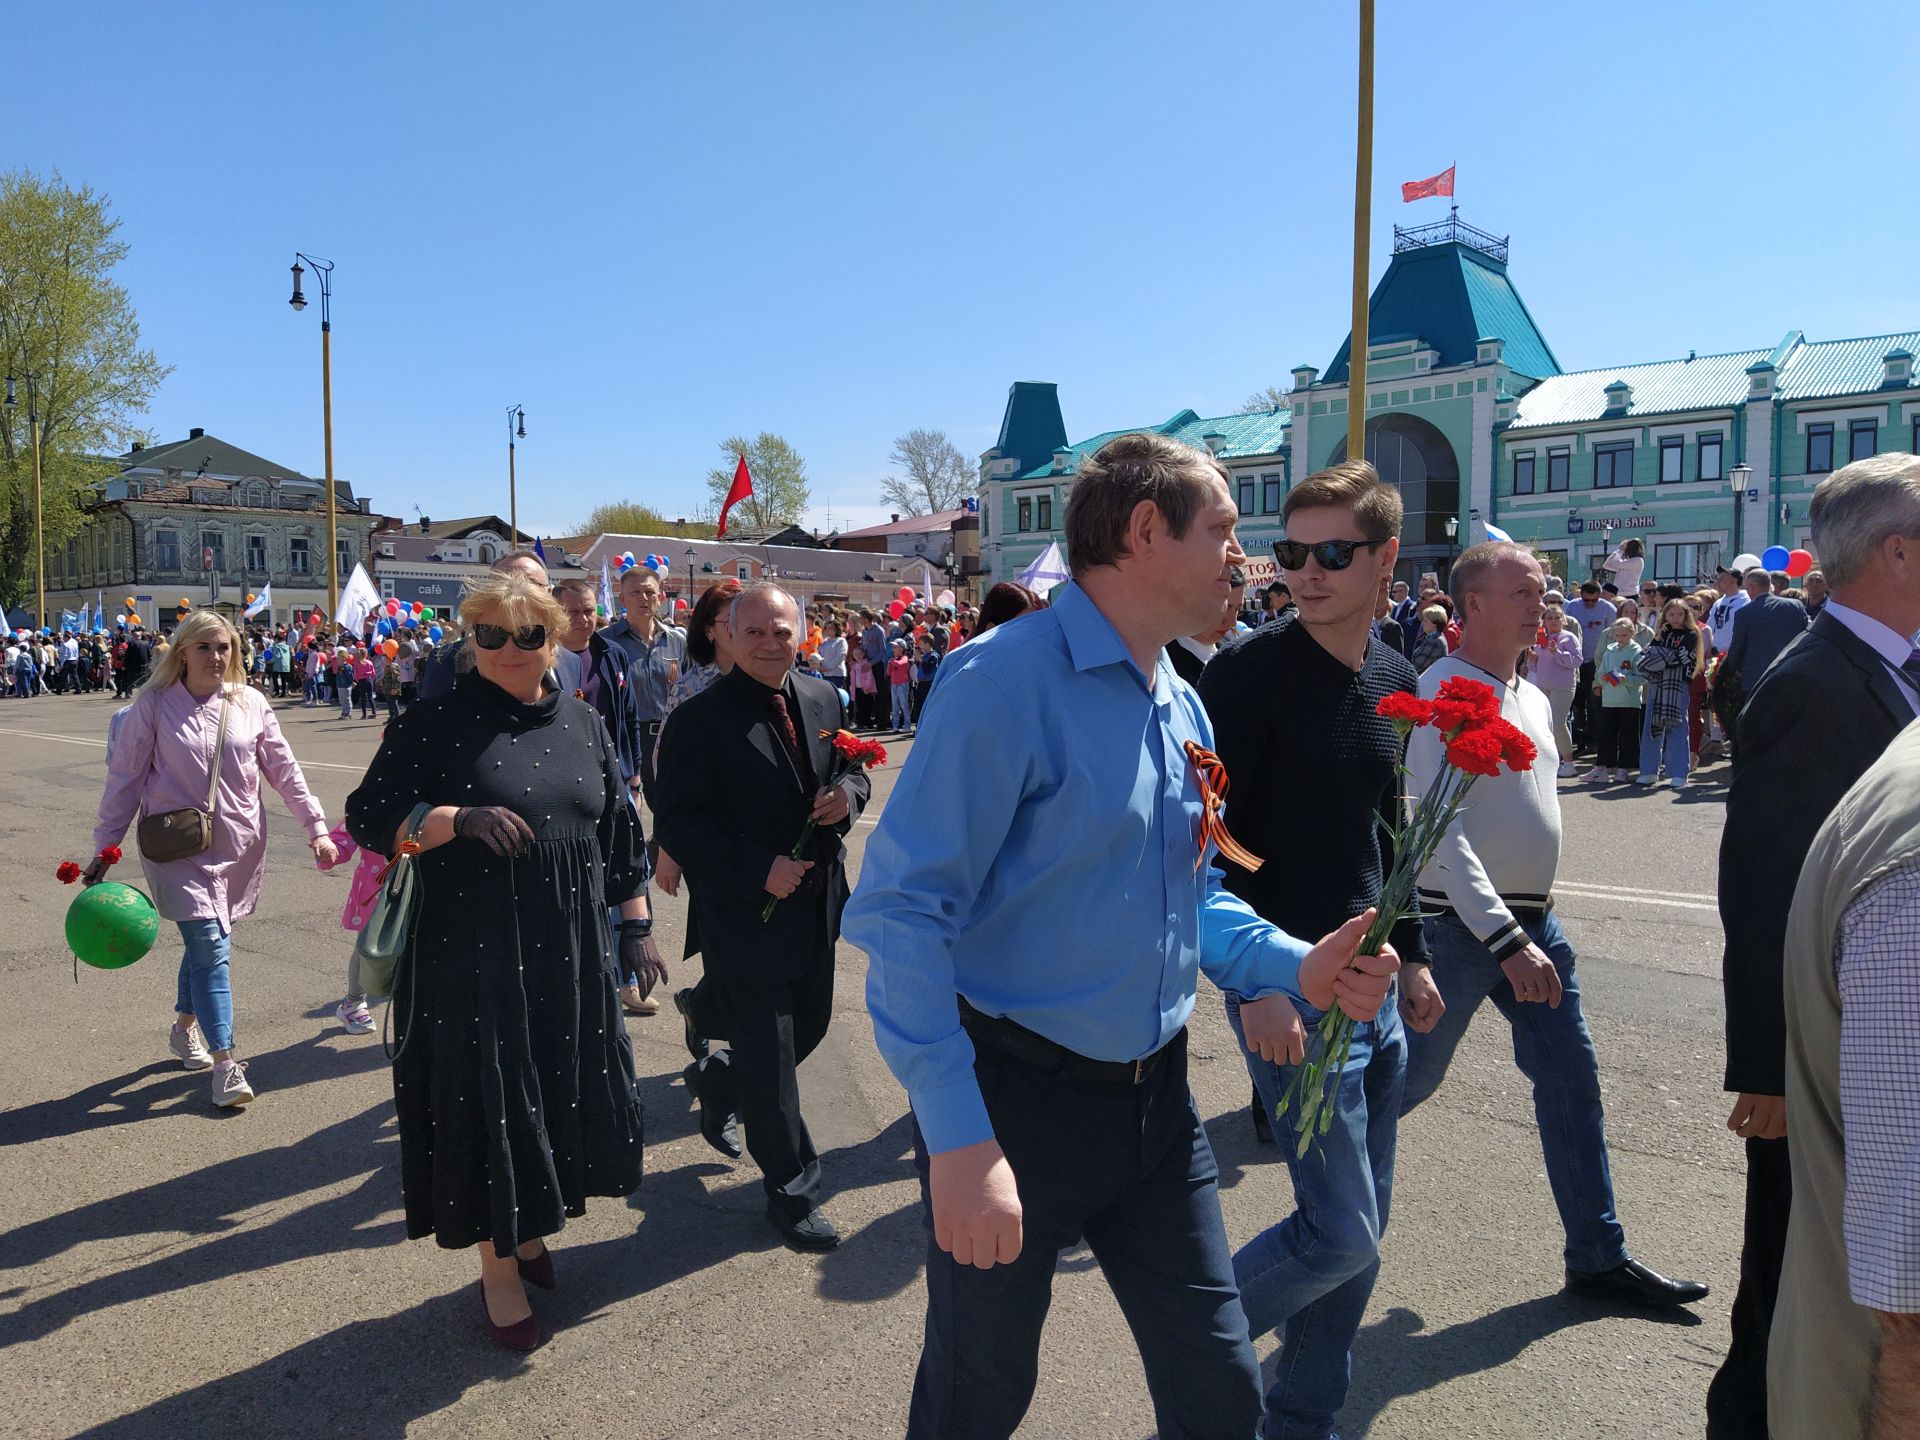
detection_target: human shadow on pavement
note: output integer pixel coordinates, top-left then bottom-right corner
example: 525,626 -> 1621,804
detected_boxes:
68,1159 -> 813,1439
0,1030 -> 389,1149
1331,1296 -> 1703,1437
0,1100 -> 404,1344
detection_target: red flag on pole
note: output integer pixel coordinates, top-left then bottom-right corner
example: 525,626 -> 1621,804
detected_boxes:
717,453 -> 754,539
1400,165 -> 1455,203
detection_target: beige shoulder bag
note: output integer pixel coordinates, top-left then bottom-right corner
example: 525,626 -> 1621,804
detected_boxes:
137,692 -> 231,863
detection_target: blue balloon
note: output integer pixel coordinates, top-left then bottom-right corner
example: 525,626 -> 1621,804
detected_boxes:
837,688 -> 852,710
375,618 -> 391,636
404,616 -> 419,628
428,625 -> 444,642
1760,545 -> 1791,571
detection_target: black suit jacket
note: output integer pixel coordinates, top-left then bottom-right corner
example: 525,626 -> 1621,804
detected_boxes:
652,667 -> 870,982
1717,609 -> 1913,1092
1721,593 -> 1810,692
1164,640 -> 1207,687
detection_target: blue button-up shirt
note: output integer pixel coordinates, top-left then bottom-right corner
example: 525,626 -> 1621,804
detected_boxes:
845,581 -> 1311,1154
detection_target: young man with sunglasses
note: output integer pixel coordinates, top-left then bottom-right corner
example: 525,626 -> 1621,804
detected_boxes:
1196,457 -> 1439,1440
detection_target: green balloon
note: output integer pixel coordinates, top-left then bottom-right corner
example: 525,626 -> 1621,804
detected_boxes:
65,882 -> 160,970
420,607 -> 435,621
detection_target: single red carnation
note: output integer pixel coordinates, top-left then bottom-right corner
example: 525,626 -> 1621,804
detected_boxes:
1433,675 -> 1502,722
55,861 -> 82,884
1486,718 -> 1539,772
1444,729 -> 1505,777
98,845 -> 122,865
1375,692 -> 1434,727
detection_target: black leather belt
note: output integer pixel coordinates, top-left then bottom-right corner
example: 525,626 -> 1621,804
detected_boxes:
958,997 -> 1179,1086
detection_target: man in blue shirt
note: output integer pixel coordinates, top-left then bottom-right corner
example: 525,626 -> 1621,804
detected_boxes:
845,432 -> 1399,1440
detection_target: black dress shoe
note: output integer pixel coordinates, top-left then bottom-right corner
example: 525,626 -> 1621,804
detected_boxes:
1566,1257 -> 1709,1308
770,1204 -> 841,1251
672,986 -> 709,1062
682,1058 -> 742,1159
1251,1083 -> 1275,1145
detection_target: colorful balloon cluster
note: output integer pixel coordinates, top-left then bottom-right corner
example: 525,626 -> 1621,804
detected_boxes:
886,584 -> 918,621
616,551 -> 671,576
1759,544 -> 1816,578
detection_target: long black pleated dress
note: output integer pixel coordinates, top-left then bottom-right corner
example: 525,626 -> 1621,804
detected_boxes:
345,671 -> 647,1257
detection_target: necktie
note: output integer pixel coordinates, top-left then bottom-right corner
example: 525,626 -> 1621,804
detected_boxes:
769,691 -> 805,769
1900,649 -> 1920,696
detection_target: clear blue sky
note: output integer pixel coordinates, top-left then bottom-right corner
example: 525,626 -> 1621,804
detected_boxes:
7,0 -> 1916,537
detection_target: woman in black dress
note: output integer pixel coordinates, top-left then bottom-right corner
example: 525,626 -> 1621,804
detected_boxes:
346,572 -> 665,1351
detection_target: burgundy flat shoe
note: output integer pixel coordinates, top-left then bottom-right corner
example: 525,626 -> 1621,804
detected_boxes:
517,1244 -> 556,1291
477,1279 -> 541,1352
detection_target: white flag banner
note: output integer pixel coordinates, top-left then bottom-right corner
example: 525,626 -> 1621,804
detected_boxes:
1016,541 -> 1070,595
599,556 -> 614,619
333,563 -> 381,635
245,583 -> 273,619
913,559 -> 937,599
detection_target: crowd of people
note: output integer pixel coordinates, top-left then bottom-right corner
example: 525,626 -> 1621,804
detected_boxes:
61,441 -> 1918,1438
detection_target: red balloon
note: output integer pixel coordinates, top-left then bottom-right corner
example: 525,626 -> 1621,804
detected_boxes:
384,599 -> 398,614
897,586 -> 915,604
887,600 -> 906,620
412,602 -> 425,614
1786,548 -> 1814,578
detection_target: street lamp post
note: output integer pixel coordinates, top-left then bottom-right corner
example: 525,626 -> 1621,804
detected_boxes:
3,371 -> 46,629
288,256 -> 340,620
1728,462 -> 1753,564
1443,514 -> 1459,573
505,406 -> 526,545
683,546 -> 696,606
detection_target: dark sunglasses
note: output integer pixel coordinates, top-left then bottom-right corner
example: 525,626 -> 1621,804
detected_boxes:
1271,537 -> 1385,572
471,622 -> 548,651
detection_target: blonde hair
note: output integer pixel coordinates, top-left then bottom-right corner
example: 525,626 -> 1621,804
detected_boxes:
1659,598 -> 1708,670
1542,604 -> 1566,625
149,611 -> 247,693
459,572 -> 568,661
1419,604 -> 1447,631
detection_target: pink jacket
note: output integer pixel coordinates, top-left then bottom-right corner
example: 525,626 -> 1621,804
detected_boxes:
93,681 -> 328,928
317,822 -> 386,931
1529,628 -> 1584,692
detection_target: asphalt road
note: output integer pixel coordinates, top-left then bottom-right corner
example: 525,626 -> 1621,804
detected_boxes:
0,691 -> 1742,1439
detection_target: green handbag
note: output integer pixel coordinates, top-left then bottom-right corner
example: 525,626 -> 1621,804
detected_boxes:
355,802 -> 431,1023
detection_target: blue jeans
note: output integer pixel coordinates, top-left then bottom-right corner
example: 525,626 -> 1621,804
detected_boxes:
1402,912 -> 1629,1273
1227,993 -> 1405,1440
175,919 -> 234,1052
1637,704 -> 1689,784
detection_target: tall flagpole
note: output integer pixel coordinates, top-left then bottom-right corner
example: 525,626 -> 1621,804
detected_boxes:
1347,0 -> 1375,462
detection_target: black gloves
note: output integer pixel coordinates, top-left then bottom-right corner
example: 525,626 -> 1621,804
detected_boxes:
454,805 -> 537,857
618,920 -> 668,998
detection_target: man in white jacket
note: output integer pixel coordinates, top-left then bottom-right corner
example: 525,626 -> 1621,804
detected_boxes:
1397,540 -> 1708,1310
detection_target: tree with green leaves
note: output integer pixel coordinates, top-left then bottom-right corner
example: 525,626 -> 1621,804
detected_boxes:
880,428 -> 974,516
0,171 -> 170,616
575,500 -> 716,539
1240,385 -> 1288,414
704,432 -> 810,531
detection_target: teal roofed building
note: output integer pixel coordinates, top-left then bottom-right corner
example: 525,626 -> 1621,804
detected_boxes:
980,213 -> 1919,591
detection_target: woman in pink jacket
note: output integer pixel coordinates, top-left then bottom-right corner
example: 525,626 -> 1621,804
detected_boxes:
86,611 -> 338,1107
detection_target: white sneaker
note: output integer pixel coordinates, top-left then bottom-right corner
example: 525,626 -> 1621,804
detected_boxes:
1556,761 -> 1577,778
336,999 -> 376,1035
168,1020 -> 213,1071
211,1058 -> 254,1108
1670,778 -> 1687,792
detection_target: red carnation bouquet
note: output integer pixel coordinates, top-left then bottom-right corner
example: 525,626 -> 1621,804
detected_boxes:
1276,675 -> 1537,1155
761,729 -> 887,923
55,846 -> 122,886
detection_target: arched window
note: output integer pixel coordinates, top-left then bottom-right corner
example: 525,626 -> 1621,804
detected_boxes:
1327,413 -> 1462,578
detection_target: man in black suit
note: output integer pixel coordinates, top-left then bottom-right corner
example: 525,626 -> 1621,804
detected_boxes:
1709,452 -> 1920,1439
653,583 -> 871,1251
1713,568 -> 1810,748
